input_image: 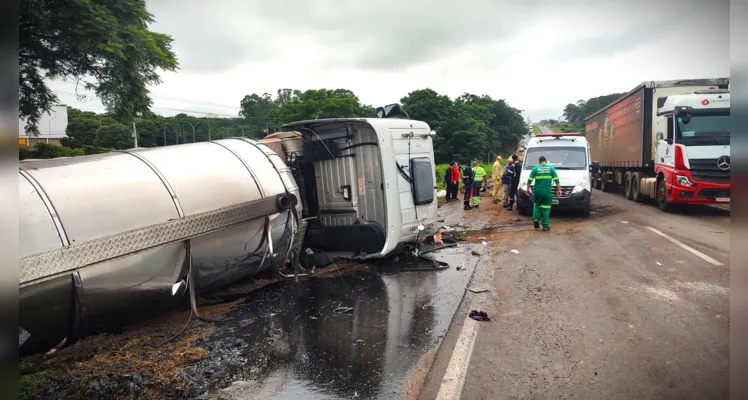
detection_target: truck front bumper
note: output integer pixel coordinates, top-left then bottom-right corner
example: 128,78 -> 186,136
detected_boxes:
668,171 -> 730,204
670,183 -> 730,204
517,189 -> 591,210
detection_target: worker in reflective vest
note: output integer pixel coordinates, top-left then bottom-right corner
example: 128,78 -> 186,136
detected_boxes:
471,161 -> 487,208
526,156 -> 561,231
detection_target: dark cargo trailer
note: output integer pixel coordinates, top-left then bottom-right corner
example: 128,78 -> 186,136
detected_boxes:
584,78 -> 730,210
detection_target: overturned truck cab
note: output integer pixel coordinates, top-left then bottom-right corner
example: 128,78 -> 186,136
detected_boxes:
18,111 -> 439,355
277,116 -> 439,260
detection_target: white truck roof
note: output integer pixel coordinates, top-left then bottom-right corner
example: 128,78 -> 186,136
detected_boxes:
657,91 -> 730,114
527,133 -> 588,148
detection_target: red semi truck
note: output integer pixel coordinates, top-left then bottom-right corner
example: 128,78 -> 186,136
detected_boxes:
585,78 -> 730,211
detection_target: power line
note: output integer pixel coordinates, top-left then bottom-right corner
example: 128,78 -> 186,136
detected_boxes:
54,90 -> 242,118
55,90 -> 241,110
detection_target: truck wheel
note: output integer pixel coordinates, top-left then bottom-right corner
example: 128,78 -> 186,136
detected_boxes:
631,173 -> 643,203
624,172 -> 633,200
519,206 -> 531,216
601,174 -> 611,192
656,176 -> 673,212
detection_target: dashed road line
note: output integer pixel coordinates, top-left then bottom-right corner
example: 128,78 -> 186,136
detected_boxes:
646,226 -> 724,266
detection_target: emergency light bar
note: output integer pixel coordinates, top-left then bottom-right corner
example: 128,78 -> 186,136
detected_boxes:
535,133 -> 580,137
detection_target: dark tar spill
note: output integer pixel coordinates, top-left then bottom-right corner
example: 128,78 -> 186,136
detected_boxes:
178,246 -> 476,399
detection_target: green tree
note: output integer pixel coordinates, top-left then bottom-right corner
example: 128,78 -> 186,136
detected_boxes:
401,89 -> 526,164
561,93 -> 624,131
270,89 -> 375,124
19,0 -> 178,135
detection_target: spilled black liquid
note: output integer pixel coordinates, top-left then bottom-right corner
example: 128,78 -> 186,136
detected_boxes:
184,246 -> 474,399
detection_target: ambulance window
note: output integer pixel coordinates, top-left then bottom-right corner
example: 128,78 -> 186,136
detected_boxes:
410,157 -> 434,206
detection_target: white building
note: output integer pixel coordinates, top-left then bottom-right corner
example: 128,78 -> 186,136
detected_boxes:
18,105 -> 69,146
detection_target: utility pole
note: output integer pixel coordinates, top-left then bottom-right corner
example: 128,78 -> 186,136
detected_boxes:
132,121 -> 138,148
207,121 -> 212,141
236,125 -> 245,137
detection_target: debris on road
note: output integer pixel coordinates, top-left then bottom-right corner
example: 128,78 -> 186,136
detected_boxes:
469,310 -> 491,321
469,287 -> 489,294
334,306 -> 354,314
621,220 -> 629,224
456,264 -> 465,271
510,249 -> 521,255
656,261 -> 662,266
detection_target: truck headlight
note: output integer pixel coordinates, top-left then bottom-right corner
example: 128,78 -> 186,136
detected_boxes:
572,175 -> 588,193
675,175 -> 696,187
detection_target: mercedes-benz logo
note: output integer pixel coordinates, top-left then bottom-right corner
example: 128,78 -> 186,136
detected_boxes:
717,156 -> 730,171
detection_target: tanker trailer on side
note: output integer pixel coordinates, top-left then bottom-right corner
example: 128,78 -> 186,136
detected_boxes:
585,78 -> 730,211
18,107 -> 439,355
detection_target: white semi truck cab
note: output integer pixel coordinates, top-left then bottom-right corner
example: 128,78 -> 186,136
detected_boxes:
651,90 -> 730,207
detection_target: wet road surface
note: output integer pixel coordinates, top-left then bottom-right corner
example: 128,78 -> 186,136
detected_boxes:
197,246 -> 478,400
419,190 -> 730,400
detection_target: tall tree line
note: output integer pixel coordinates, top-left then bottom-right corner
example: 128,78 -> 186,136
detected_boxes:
561,93 -> 625,132
28,88 -> 527,165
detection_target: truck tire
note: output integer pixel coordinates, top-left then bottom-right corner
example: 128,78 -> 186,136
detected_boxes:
594,176 -> 602,190
624,172 -> 633,200
631,173 -> 643,203
519,206 -> 531,216
656,176 -> 673,212
601,173 -> 612,193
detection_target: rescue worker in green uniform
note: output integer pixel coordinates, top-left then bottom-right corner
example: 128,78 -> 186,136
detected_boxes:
471,161 -> 487,207
526,156 -> 561,231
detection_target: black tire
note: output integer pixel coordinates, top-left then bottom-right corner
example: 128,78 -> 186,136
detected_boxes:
624,172 -> 633,200
519,206 -> 531,216
601,173 -> 611,192
631,173 -> 643,203
594,174 -> 602,190
656,176 -> 673,212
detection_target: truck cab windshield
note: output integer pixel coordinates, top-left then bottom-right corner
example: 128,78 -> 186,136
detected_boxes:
676,113 -> 730,146
523,147 -> 587,170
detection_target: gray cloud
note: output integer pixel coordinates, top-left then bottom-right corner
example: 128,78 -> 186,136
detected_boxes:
147,0 -> 566,72
146,1 -> 278,73
544,0 -> 725,63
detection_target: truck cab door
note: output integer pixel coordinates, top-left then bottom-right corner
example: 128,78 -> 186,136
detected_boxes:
655,116 -> 675,167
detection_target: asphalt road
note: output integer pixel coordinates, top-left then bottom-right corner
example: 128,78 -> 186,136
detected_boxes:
538,124 -> 554,134
419,189 -> 730,400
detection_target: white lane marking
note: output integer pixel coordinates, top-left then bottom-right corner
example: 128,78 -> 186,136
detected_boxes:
435,299 -> 481,400
646,226 -> 724,266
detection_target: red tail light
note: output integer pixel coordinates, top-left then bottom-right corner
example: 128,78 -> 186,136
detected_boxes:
674,145 -> 687,170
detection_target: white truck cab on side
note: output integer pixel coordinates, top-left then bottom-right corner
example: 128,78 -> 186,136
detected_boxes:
282,114 -> 439,259
516,133 -> 593,217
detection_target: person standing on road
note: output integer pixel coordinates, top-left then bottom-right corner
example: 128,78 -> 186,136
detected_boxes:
462,161 -> 475,210
506,154 -> 523,211
491,156 -> 503,203
527,156 -> 561,231
471,161 -> 487,208
500,159 -> 514,207
444,162 -> 460,201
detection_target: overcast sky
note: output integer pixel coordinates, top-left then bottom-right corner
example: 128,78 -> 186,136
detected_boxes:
47,0 -> 729,122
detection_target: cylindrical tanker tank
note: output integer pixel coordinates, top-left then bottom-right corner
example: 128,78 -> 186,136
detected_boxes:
18,138 -> 302,355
